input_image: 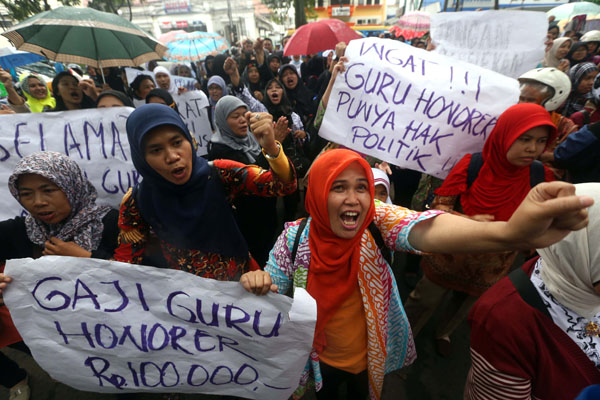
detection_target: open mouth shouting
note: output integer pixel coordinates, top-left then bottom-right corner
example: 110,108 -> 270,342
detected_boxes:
340,210 -> 360,230
69,89 -> 82,102
171,165 -> 188,182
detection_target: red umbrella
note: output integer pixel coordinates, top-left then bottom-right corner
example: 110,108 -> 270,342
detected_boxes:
284,19 -> 362,56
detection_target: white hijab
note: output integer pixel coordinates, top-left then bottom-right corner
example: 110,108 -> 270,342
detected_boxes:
153,66 -> 177,96
372,168 -> 392,204
538,183 -> 600,319
543,37 -> 572,68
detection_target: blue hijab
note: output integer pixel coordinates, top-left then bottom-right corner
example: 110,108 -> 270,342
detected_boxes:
126,103 -> 248,257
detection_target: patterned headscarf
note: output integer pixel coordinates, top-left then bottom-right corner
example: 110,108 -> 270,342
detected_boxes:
563,62 -> 599,116
8,152 -> 112,251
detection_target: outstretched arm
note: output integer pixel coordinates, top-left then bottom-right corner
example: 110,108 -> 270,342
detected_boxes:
409,182 -> 592,253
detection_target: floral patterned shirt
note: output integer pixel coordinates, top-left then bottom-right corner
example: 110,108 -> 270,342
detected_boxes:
114,158 -> 297,280
265,201 -> 443,399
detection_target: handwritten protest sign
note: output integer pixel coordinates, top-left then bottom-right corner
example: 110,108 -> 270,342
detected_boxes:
124,67 -> 152,88
4,257 -> 316,399
319,38 -> 519,178
174,90 -> 213,155
0,108 -> 135,219
172,75 -> 199,92
430,11 -> 547,78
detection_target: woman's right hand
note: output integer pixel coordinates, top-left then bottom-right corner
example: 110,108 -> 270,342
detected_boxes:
224,57 -> 241,87
0,68 -> 14,90
0,274 -> 13,306
240,271 -> 278,296
332,56 -> 348,79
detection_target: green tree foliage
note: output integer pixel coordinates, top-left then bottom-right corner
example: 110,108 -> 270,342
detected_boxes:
0,0 -> 80,22
87,0 -> 132,19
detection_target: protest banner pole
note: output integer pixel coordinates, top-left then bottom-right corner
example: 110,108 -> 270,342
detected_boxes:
99,60 -> 106,84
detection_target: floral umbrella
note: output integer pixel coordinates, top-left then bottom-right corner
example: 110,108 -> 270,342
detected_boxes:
390,11 -> 430,40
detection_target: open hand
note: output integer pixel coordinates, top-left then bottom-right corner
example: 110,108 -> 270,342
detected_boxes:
274,116 -> 289,142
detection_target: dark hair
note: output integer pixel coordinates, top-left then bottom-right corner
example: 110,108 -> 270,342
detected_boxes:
50,71 -> 95,112
131,74 -> 154,96
145,88 -> 179,113
96,89 -> 134,108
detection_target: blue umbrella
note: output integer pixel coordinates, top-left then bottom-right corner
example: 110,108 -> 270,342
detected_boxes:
0,47 -> 44,70
165,31 -> 229,62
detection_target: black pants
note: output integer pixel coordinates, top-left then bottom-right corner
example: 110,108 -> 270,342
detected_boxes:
0,341 -> 31,388
315,362 -> 369,400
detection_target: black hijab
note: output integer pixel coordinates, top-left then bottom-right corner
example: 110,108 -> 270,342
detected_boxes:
242,60 -> 264,94
278,64 -> 316,121
145,88 -> 179,113
566,41 -> 589,66
96,90 -> 134,108
210,54 -> 231,84
125,104 -> 248,257
262,78 -> 294,127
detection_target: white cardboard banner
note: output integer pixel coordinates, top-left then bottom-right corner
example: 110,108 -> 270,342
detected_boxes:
430,10 -> 547,79
0,108 -> 135,218
172,75 -> 199,92
319,37 -> 519,179
174,90 -> 213,155
4,257 -> 317,399
0,102 -> 213,220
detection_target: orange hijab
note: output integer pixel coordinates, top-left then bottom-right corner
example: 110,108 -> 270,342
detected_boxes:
305,149 -> 375,353
436,103 -> 557,221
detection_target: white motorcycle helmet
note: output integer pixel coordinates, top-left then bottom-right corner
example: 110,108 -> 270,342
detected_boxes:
518,68 -> 572,111
581,30 -> 600,43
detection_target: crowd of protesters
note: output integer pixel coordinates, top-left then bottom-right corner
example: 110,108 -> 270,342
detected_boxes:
0,17 -> 599,400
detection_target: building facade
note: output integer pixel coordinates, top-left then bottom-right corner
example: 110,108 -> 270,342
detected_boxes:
312,0 -> 388,26
121,0 -> 279,45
